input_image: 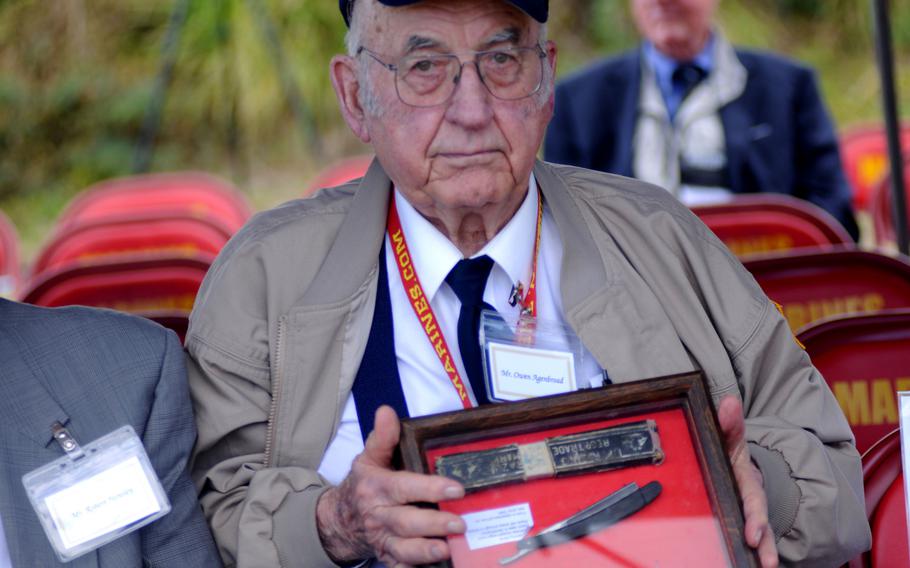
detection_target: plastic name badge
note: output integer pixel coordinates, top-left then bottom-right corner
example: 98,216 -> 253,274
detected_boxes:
480,310 -> 587,402
21,425 -> 170,562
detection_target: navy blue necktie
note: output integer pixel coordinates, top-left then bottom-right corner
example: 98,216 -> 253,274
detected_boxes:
445,256 -> 495,406
672,62 -> 707,103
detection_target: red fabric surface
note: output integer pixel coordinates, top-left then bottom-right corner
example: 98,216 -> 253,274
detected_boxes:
428,408 -> 729,568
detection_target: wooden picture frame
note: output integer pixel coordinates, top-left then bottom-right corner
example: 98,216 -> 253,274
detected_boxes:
397,371 -> 758,567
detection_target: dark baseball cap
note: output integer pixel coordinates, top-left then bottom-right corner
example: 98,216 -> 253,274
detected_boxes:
339,0 -> 548,27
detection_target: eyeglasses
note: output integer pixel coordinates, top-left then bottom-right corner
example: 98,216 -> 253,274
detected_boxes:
356,45 -> 547,107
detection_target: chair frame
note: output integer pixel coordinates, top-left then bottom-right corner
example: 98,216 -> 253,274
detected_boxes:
691,194 -> 854,258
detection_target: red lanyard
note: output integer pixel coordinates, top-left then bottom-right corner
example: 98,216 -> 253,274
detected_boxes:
387,190 -> 543,407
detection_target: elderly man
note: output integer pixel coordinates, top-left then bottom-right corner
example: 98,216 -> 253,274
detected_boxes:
544,0 -> 860,241
186,1 -> 870,566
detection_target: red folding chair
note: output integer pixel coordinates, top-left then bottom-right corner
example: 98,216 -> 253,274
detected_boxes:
57,172 -> 252,234
846,429 -> 908,567
840,123 -> 910,211
797,310 -> 910,453
20,253 -> 213,317
0,209 -> 20,298
870,472 -> 909,567
31,212 -> 233,277
743,248 -> 910,332
870,160 -> 910,247
141,309 -> 191,344
690,194 -> 853,259
305,155 -> 373,196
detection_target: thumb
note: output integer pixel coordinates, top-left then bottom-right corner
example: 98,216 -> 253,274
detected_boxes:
362,405 -> 401,468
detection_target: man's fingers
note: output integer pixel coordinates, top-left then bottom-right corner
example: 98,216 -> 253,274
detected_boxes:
384,469 -> 464,505
756,526 -> 779,568
717,396 -> 779,566
372,504 -> 465,539
362,405 -> 402,468
379,535 -> 451,567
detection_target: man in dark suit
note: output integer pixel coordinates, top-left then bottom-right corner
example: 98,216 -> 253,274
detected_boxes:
544,0 -> 859,240
0,299 -> 221,567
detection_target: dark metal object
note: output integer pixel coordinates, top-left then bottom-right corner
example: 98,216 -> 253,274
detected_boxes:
499,481 -> 662,565
435,444 -> 525,490
435,420 -> 663,491
872,0 -> 909,254
133,0 -> 192,174
244,0 -> 319,154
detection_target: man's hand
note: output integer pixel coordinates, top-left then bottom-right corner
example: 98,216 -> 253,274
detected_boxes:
316,405 -> 467,567
717,396 -> 779,568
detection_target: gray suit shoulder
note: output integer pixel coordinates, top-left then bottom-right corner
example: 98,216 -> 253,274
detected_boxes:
0,299 -> 172,345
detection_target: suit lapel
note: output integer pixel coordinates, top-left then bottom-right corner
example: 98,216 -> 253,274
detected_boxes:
613,51 -> 642,177
0,326 -> 101,566
721,96 -> 754,195
0,329 -> 68,450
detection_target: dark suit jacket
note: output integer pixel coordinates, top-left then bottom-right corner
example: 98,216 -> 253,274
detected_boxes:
544,47 -> 860,240
0,300 -> 220,567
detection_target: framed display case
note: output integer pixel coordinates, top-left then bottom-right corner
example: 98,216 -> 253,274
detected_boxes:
397,371 -> 758,567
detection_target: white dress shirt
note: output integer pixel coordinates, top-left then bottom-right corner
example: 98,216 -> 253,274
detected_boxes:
0,514 -> 12,568
317,175 -> 604,485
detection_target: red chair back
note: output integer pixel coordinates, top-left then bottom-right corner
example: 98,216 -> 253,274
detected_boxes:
846,430 -> 909,567
871,472 -> 909,567
743,248 -> 910,332
797,312 -> 910,453
691,194 -> 853,259
58,172 -> 252,233
31,213 -> 232,276
20,253 -> 213,315
141,309 -> 191,343
0,210 -> 20,297
305,155 -> 373,196
870,160 -> 910,247
840,123 -> 910,211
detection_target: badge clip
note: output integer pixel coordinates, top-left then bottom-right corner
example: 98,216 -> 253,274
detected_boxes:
51,422 -> 84,460
508,282 -> 524,308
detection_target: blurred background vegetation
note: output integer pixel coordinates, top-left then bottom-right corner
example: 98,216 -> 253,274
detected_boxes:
2,0 -> 910,259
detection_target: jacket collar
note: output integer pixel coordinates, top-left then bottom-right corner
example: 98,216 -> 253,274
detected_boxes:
300,159 -> 391,306
296,159 -> 692,383
303,158 -> 611,310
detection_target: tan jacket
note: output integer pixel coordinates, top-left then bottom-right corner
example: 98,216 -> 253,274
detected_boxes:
186,160 -> 870,567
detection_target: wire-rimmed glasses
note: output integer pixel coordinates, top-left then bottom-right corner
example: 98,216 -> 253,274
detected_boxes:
356,45 -> 547,107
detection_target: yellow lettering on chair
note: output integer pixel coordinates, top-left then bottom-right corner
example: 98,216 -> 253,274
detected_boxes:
779,293 -> 889,331
832,381 -> 871,426
871,379 -> 898,425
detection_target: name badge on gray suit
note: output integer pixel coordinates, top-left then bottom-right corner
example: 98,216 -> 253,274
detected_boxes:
21,425 -> 170,562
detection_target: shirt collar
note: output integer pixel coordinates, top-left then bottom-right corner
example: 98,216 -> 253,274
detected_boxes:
392,174 -> 539,301
643,32 -> 716,97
